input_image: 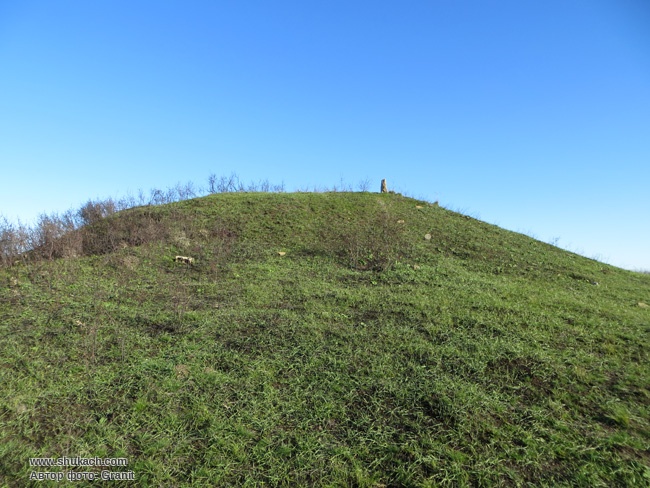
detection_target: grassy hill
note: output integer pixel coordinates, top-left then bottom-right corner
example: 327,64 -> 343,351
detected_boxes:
1,191 -> 649,486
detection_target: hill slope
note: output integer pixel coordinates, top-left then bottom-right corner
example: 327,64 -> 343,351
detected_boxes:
1,192 -> 649,486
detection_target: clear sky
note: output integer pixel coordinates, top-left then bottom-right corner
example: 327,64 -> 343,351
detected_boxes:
1,1 -> 648,270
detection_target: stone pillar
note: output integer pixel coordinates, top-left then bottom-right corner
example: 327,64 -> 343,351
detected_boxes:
380,179 -> 388,193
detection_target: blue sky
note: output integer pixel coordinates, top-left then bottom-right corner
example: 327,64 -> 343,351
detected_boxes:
1,1 -> 648,270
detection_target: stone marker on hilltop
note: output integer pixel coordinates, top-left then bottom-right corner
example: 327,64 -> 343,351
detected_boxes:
380,179 -> 388,193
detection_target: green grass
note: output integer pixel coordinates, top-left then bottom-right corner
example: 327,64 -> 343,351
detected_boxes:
1,192 -> 649,486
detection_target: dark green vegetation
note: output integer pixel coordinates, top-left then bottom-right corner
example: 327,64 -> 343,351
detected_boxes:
1,192 -> 649,486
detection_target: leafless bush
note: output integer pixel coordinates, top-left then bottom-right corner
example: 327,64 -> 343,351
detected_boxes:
0,215 -> 31,266
54,210 -> 83,258
166,187 -> 178,203
30,213 -> 79,260
217,173 -> 239,193
357,179 -> 371,192
137,189 -> 147,206
1,211 -> 83,264
1,173 -> 290,267
207,174 -> 218,194
205,173 -> 285,194
209,221 -> 237,256
81,209 -> 169,256
115,193 -> 137,211
321,208 -> 409,271
332,178 -> 353,192
175,181 -> 196,200
78,199 -> 117,226
80,219 -> 116,256
148,189 -> 168,206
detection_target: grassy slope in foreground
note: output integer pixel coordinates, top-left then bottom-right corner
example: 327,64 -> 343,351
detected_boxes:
1,191 -> 649,487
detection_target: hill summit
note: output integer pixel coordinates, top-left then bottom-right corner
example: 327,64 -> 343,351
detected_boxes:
1,191 -> 649,486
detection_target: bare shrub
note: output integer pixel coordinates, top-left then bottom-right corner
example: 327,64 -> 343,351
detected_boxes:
78,199 -> 117,226
332,178 -> 353,192
1,173 -> 286,267
148,189 -> 167,206
321,208 -> 409,271
120,212 -> 167,249
165,187 -> 178,204
137,189 -> 147,206
209,221 -> 237,259
80,208 -> 169,256
207,173 -> 284,194
207,173 -> 218,194
215,173 -> 239,192
357,179 -> 371,192
31,213 -> 75,260
217,173 -> 239,193
2,210 -> 82,265
0,216 -> 31,266
54,210 -> 83,258
116,193 -> 137,211
175,181 -> 196,200
80,219 -> 117,256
